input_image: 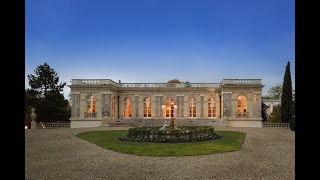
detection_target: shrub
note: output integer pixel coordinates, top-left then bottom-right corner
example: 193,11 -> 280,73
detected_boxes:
268,105 -> 282,123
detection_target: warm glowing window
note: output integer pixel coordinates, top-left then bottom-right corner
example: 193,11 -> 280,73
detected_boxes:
143,97 -> 151,117
208,97 -> 216,117
123,97 -> 132,117
189,97 -> 196,117
112,96 -> 116,117
86,95 -> 96,113
165,97 -> 174,117
237,95 -> 247,112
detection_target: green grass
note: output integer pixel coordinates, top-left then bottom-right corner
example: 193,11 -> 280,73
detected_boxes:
76,130 -> 246,156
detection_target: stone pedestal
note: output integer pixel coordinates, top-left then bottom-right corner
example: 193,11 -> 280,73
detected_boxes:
30,107 -> 37,129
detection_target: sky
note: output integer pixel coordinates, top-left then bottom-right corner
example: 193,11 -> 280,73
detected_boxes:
25,0 -> 295,99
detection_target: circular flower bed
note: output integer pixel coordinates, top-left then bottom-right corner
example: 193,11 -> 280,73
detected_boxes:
119,126 -> 221,143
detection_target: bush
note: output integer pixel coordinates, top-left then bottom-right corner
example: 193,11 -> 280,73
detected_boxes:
289,117 -> 295,131
120,126 -> 220,143
268,105 -> 281,123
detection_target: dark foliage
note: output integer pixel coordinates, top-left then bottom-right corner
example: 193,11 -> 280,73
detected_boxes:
281,61 -> 293,124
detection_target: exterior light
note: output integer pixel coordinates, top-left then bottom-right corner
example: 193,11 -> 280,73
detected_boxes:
162,105 -> 165,108
25,126 -> 27,129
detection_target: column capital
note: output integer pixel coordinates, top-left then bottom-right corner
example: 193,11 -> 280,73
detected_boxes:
100,92 -> 111,95
253,92 -> 262,95
155,94 -> 163,97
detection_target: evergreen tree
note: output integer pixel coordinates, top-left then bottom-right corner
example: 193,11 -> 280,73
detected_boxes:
27,63 -> 66,98
27,63 -> 70,122
281,61 -> 293,124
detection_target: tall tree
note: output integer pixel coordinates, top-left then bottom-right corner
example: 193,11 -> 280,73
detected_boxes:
27,63 -> 70,122
281,61 -> 293,123
267,84 -> 282,99
27,63 -> 66,98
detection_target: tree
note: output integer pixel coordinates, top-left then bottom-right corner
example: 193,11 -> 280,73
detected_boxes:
167,79 -> 181,83
261,102 -> 269,122
27,63 -> 66,98
267,84 -> 282,99
268,105 -> 282,123
281,61 -> 293,124
27,63 -> 70,122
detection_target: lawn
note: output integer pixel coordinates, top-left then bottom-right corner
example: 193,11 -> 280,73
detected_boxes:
76,130 -> 246,156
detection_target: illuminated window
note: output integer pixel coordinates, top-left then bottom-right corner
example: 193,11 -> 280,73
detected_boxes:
165,97 -> 174,117
123,97 -> 132,117
237,95 -> 247,112
111,96 -> 116,117
87,95 -> 96,113
189,97 -> 196,117
208,97 -> 216,117
85,95 -> 96,118
143,97 -> 151,117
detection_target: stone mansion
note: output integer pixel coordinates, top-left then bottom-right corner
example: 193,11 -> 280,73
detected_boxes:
68,79 -> 264,128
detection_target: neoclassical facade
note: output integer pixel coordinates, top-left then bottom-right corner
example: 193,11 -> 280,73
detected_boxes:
68,79 -> 264,128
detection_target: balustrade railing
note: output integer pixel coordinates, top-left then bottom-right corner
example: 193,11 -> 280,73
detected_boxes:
36,122 -> 70,129
263,123 -> 290,128
84,112 -> 96,118
222,79 -> 261,85
72,79 -> 261,87
236,112 -> 249,118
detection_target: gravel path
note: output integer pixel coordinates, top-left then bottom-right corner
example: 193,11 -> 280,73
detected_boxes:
25,127 -> 295,180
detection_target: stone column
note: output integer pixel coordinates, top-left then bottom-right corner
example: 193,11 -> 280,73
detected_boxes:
101,92 -> 111,118
155,96 -> 159,117
159,96 -> 163,117
74,92 -> 80,118
254,92 -> 262,118
70,93 -> 75,118
181,96 -> 184,118
222,92 -> 232,117
200,94 -> 204,118
135,95 -> 139,118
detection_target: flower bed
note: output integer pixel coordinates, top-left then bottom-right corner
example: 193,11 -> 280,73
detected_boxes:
119,126 -> 221,143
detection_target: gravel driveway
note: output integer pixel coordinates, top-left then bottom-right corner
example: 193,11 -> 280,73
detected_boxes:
25,127 -> 295,180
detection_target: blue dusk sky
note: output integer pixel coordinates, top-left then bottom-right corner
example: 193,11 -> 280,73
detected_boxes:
26,0 -> 295,99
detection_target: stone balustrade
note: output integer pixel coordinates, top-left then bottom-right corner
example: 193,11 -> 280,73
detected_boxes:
222,79 -> 261,85
71,79 -> 221,88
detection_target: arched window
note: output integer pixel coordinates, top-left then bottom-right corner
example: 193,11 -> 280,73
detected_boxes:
86,95 -> 96,117
123,97 -> 132,117
143,97 -> 151,117
237,95 -> 247,117
208,97 -> 216,117
111,96 -> 116,117
189,97 -> 196,117
165,97 -> 174,117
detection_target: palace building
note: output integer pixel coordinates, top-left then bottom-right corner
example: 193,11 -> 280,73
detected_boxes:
68,79 -> 264,128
